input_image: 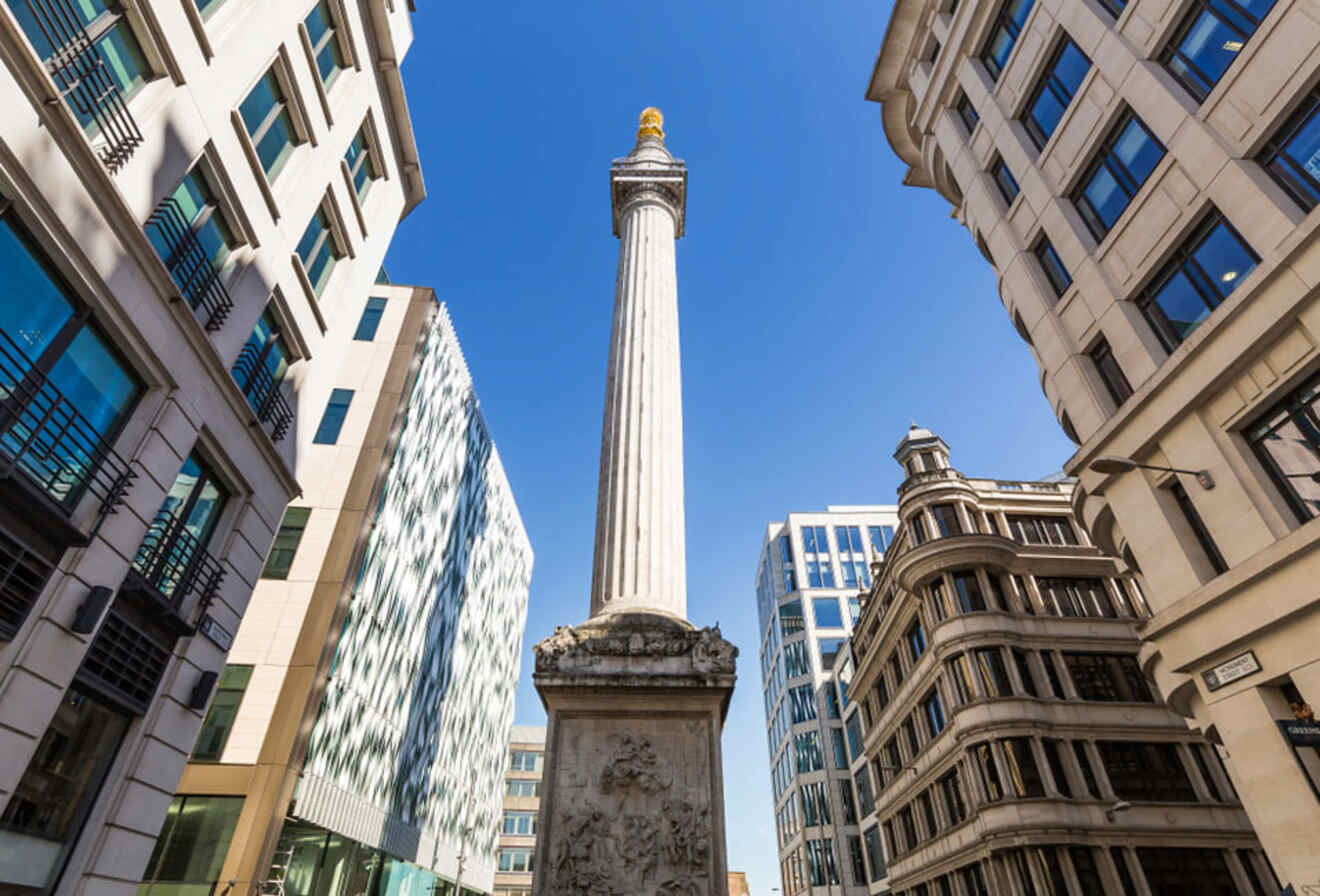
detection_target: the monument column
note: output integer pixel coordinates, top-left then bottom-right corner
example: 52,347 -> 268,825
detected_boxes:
532,109 -> 737,896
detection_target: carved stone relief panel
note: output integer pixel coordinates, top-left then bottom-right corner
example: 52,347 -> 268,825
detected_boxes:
546,717 -> 715,896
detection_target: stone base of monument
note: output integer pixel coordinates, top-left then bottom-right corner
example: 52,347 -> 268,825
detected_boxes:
530,613 -> 738,896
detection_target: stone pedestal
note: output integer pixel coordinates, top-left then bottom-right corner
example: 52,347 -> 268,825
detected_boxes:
530,613 -> 737,896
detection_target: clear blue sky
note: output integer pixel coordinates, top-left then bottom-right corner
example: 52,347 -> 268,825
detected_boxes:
386,1 -> 1075,891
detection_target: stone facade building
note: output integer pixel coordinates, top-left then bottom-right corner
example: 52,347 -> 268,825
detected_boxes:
141,293 -> 533,895
496,724 -> 545,896
756,507 -> 899,895
848,426 -> 1265,895
867,0 -> 1320,881
0,0 -> 420,891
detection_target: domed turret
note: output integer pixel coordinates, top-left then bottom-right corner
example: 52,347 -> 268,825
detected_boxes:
894,422 -> 952,477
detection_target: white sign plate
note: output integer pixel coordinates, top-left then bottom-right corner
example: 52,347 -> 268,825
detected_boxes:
1202,650 -> 1260,691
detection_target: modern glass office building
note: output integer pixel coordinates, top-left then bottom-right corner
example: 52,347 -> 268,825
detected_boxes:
756,506 -> 899,896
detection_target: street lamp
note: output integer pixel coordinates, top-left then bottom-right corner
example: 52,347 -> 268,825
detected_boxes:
1103,800 -> 1133,822
1088,455 -> 1215,490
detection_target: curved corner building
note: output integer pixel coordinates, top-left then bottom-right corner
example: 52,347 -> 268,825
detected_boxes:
848,426 -> 1264,895
867,0 -> 1320,883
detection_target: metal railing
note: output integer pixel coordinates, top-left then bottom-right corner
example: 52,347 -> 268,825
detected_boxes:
128,507 -> 225,619
0,525 -> 54,640
145,197 -> 234,331
232,343 -> 293,442
16,0 -> 143,170
0,329 -> 135,532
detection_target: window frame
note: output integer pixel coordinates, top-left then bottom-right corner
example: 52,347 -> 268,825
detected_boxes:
1245,367 -> 1320,524
1072,110 -> 1166,242
990,156 -> 1020,206
979,0 -> 1036,81
312,387 -> 354,445
295,200 -> 348,300
955,93 -> 980,134
1160,0 -> 1278,104
1021,34 -> 1091,151
1259,86 -> 1320,212
1090,335 -> 1134,407
1033,235 -> 1072,299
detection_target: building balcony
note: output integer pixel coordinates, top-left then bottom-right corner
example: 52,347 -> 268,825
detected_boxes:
897,467 -> 969,500
0,328 -> 136,547
231,344 -> 293,443
892,533 -> 1112,592
120,508 -> 226,636
145,197 -> 234,332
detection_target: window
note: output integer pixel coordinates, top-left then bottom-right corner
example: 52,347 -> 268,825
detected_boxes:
955,92 -> 979,132
497,848 -> 535,873
240,69 -> 300,180
0,684 -> 132,891
1136,848 -> 1236,895
974,647 -> 1011,697
902,715 -> 921,758
973,742 -> 1004,801
352,297 -> 388,342
847,834 -> 867,886
784,638 -> 810,676
952,570 -> 988,612
946,653 -> 975,705
831,728 -> 849,769
1006,515 -> 1076,545
864,825 -> 886,879
1023,37 -> 1090,149
938,769 -> 967,824
806,559 -> 835,588
931,503 -> 963,537
794,731 -> 824,773
800,780 -> 832,826
918,789 -> 939,837
1161,0 -> 1277,104
910,513 -> 928,545
1000,737 -> 1046,797
824,684 -> 840,719
1169,480 -> 1229,574
191,666 -> 253,761
138,795 -> 244,893
1062,653 -> 1153,702
806,839 -> 840,886
1073,742 -> 1099,797
305,0 -> 349,88
1041,739 -> 1075,797
1011,649 -> 1038,697
921,689 -> 945,738
233,306 -> 293,420
0,207 -> 141,502
1090,337 -> 1133,406
1097,742 -> 1198,802
1034,236 -> 1072,299
980,0 -> 1035,79
897,805 -> 918,853
1036,577 -> 1117,617
962,863 -> 991,896
869,524 -> 895,555
906,618 -> 927,662
789,684 -> 818,724
297,207 -> 344,298
194,0 -> 225,18
990,157 -> 1020,205
313,388 -> 354,444
801,524 -> 829,553
506,779 -> 538,797
856,765 -> 876,815
1247,370 -> 1320,523
1073,111 -> 1165,241
133,452 -> 229,600
147,166 -> 239,306
1260,87 -> 1320,211
345,128 -> 380,202
1138,211 -> 1258,352
813,597 -> 843,628
502,810 -> 536,835
510,750 -> 540,771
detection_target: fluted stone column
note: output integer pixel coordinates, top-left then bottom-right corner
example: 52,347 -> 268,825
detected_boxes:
591,112 -> 688,620
532,110 -> 736,896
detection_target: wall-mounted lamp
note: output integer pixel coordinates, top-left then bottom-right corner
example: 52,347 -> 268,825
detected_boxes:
1284,471 -> 1320,484
189,670 -> 218,710
1103,800 -> 1132,822
1089,455 -> 1215,490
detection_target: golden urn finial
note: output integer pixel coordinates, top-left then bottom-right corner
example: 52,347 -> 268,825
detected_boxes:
637,107 -> 664,141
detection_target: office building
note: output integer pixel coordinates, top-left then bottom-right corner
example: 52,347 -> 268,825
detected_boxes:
867,0 -> 1320,880
756,506 -> 900,895
0,0 -> 421,891
140,293 -> 534,895
848,426 -> 1264,894
495,725 -> 545,896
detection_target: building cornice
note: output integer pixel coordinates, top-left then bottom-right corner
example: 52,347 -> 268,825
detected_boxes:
358,0 -> 426,219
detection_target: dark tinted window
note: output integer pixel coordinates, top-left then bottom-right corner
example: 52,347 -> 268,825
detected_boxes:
1023,37 -> 1091,149
1034,236 -> 1072,298
1073,112 -> 1165,240
991,157 -> 1020,205
1161,0 -> 1279,103
1091,337 -> 1133,405
1260,88 -> 1320,210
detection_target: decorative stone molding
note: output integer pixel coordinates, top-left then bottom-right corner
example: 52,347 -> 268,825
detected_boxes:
534,615 -> 738,679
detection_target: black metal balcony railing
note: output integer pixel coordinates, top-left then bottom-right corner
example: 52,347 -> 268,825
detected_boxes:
145,198 -> 234,331
0,330 -> 135,533
232,343 -> 293,442
125,508 -> 225,628
19,0 -> 143,170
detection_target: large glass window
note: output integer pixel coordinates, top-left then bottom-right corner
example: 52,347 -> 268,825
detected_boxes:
0,685 -> 131,891
1137,211 -> 1258,352
980,0 -> 1036,80
345,129 -> 380,202
10,0 -> 150,128
502,811 -> 536,835
305,1 -> 348,88
1246,368 -> 1320,523
1000,737 -> 1046,797
806,839 -> 840,886
313,388 -> 354,445
353,296 -> 388,341
139,795 -> 245,893
921,689 -> 945,738
818,637 -> 846,670
233,306 -> 293,416
497,848 -> 534,873
1097,741 -> 1199,802
296,208 -> 343,298
906,618 -> 927,663
938,769 -> 967,823
931,503 -> 963,537
974,647 -> 1011,697
1259,88 -> 1320,211
510,750 -> 540,771
973,742 -> 1004,801
868,524 -> 895,555
191,665 -> 253,761
813,597 -> 843,628
1062,653 -> 1153,702
262,506 -> 311,579
955,93 -> 979,133
991,157 -> 1020,205
789,684 -> 818,724
147,167 -> 240,304
1036,577 -> 1117,618
133,452 -> 229,600
831,728 -> 849,769
1006,515 -> 1076,545
794,731 -> 824,773
1136,848 -> 1236,896
0,209 -> 141,502
1090,337 -> 1133,406
1073,111 -> 1165,241
239,69 -> 300,180
1161,0 -> 1278,104
952,570 -> 988,612
1023,37 -> 1090,150
784,638 -> 810,676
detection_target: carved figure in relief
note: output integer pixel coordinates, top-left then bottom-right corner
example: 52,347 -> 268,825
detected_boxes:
660,798 -> 711,870
656,875 -> 707,896
621,814 -> 660,887
552,809 -> 618,895
691,625 -> 737,674
600,734 -> 672,795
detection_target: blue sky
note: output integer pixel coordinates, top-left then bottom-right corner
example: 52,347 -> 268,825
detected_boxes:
386,1 -> 1075,891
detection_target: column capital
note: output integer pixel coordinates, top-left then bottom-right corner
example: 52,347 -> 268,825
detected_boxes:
610,153 -> 687,238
